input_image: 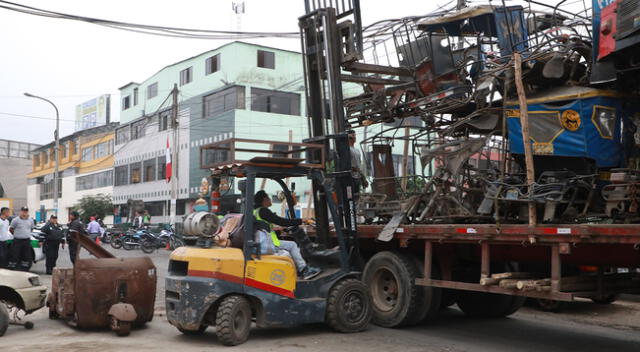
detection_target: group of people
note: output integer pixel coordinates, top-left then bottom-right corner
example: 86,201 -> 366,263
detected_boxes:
0,206 -> 105,275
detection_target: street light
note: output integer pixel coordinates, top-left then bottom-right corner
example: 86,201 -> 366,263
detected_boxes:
24,92 -> 60,216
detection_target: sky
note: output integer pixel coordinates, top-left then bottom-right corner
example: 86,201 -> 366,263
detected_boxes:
0,0 -> 445,144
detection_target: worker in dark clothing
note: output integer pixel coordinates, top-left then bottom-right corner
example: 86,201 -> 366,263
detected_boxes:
8,207 -> 34,271
254,191 -> 320,279
40,215 -> 65,274
67,211 -> 87,265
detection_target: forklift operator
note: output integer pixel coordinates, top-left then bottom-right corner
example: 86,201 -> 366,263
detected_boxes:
253,191 -> 320,280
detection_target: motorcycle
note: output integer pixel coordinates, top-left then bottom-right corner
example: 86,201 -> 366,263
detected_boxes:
141,226 -> 184,253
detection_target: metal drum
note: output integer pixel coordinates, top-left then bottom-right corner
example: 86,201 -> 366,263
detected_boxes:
182,212 -> 220,238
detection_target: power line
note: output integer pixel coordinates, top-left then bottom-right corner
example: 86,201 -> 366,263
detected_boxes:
0,1 -> 299,40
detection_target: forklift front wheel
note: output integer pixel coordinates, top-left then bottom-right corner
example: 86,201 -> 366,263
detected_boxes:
326,278 -> 372,333
215,295 -> 252,346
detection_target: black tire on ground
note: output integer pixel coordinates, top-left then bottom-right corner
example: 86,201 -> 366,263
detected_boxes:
141,240 -> 155,254
455,290 -> 517,318
110,237 -> 123,249
535,299 -> 567,312
0,304 -> 8,337
362,251 -> 440,327
178,325 -> 207,335
122,238 -> 136,251
326,278 -> 372,333
503,296 -> 526,316
591,294 -> 619,304
215,295 -> 252,346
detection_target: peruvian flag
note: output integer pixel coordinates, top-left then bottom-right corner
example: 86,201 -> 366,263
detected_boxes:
166,136 -> 172,183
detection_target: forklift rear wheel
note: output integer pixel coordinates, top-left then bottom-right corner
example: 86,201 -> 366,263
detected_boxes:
215,295 -> 252,346
363,251 -> 439,327
0,304 -> 8,337
326,278 -> 372,333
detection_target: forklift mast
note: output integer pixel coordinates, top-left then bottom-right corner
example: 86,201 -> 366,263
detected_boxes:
299,1 -> 363,270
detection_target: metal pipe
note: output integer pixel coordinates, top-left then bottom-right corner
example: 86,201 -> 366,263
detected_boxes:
24,92 -> 59,216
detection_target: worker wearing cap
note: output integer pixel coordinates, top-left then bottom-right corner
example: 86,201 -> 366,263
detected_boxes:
67,211 -> 87,265
40,215 -> 65,275
8,207 -> 34,271
253,191 -> 320,280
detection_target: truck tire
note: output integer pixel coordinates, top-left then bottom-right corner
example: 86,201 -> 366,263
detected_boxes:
591,294 -> 619,304
455,291 -> 518,318
0,304 -> 8,337
363,251 -> 440,327
215,295 -> 251,346
326,278 -> 372,333
535,299 -> 567,312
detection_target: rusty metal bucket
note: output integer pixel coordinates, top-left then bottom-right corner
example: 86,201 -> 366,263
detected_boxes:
47,232 -> 157,335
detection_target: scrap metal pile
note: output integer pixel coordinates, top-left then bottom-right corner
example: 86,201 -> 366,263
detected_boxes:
345,0 -> 640,225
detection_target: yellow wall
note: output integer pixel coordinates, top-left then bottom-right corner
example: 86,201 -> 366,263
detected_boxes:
27,133 -> 114,178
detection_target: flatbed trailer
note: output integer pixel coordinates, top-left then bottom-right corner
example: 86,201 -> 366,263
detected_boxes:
330,223 -> 640,326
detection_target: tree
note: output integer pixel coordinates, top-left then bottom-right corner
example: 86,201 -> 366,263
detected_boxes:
74,194 -> 113,223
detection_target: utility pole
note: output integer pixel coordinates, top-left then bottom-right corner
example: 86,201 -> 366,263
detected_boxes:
170,84 -> 179,225
24,93 -> 60,216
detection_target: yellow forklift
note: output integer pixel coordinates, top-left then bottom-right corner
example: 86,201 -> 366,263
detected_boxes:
165,139 -> 372,346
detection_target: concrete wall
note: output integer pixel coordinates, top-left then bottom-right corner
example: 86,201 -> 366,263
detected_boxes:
0,157 -> 33,214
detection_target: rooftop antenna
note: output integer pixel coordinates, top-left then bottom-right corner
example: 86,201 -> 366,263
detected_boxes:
232,1 -> 245,32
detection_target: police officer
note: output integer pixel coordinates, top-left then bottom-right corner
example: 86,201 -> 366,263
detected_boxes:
40,215 -> 65,274
67,211 -> 87,265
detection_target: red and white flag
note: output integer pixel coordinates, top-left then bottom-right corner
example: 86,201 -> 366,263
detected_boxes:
166,136 -> 172,183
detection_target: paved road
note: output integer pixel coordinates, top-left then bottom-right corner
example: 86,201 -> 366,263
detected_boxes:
2,245 -> 639,351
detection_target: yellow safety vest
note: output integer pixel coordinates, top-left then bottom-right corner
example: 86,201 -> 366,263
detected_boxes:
253,208 -> 280,247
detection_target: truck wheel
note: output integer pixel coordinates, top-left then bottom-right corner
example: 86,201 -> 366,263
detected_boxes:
326,278 -> 372,333
591,294 -> 619,304
363,251 -> 440,327
0,304 -> 8,337
215,295 -> 251,346
536,299 -> 567,312
455,291 -> 516,318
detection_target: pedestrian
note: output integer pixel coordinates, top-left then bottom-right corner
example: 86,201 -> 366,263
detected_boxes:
132,211 -> 144,229
67,211 -> 87,265
0,207 -> 12,268
40,215 -> 65,274
143,211 -> 151,226
86,216 -> 101,242
8,207 -> 34,271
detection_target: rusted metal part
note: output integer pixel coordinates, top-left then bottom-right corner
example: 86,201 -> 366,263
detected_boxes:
47,232 -> 157,334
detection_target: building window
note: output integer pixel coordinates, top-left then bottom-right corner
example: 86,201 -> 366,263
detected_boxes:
130,163 -> 141,184
94,140 -> 112,159
257,50 -> 275,69
159,110 -> 170,131
251,88 -> 300,115
133,88 -> 139,106
41,151 -> 48,164
180,67 -> 193,86
157,156 -> 166,180
147,82 -> 158,99
81,147 -> 93,162
33,155 -> 40,167
40,173 -> 62,200
76,170 -> 113,191
122,96 -> 131,110
203,86 -> 245,118
70,141 -> 77,155
116,126 -> 131,145
60,144 -> 66,159
143,158 -> 156,182
115,165 -> 128,186
132,120 -> 146,139
205,54 -> 220,75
